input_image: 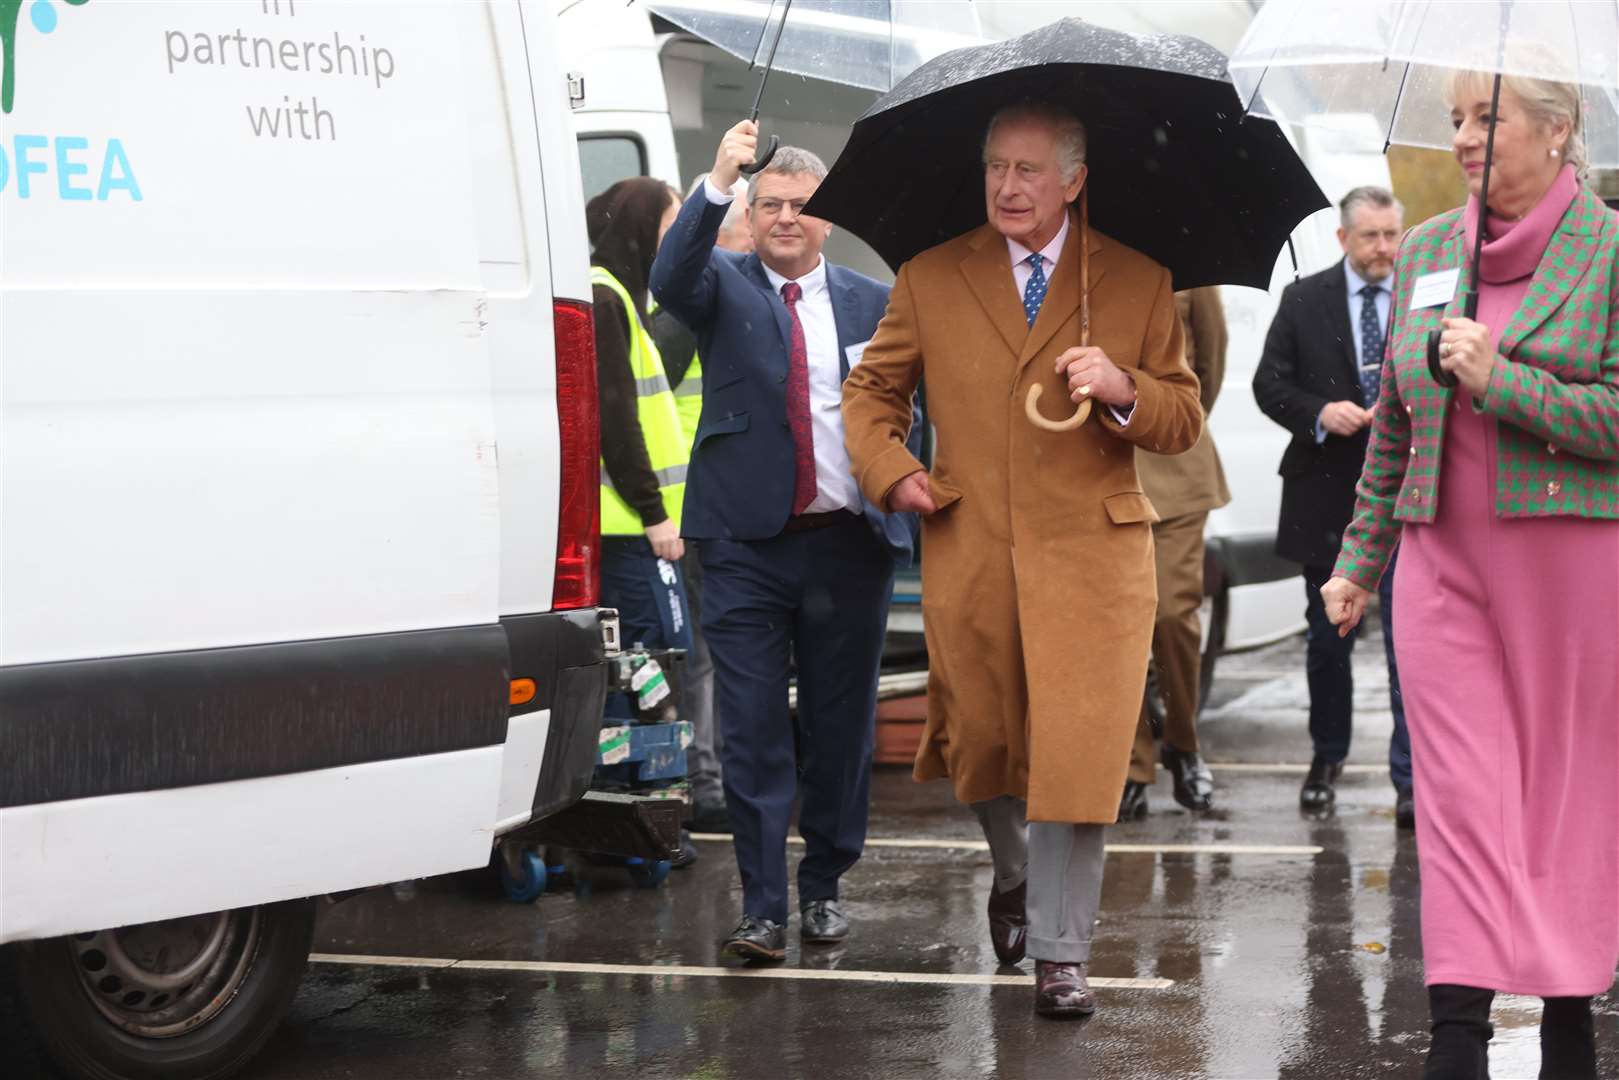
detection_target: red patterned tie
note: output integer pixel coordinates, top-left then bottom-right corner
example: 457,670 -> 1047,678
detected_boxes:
781,282 -> 818,515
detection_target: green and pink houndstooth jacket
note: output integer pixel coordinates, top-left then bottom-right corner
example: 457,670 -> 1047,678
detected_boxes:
1334,187 -> 1619,590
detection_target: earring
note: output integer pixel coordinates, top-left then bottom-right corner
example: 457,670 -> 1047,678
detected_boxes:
1550,147 -> 1562,158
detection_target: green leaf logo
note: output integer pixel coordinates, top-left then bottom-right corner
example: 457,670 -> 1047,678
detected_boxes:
1,0 -> 89,115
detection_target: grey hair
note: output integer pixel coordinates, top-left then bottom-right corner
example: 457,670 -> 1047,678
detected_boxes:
1447,55 -> 1589,181
982,101 -> 1088,184
688,171 -> 749,235
745,146 -> 829,203
1339,186 -> 1403,228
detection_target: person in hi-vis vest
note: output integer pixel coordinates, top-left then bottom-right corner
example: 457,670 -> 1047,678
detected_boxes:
588,180 -> 695,851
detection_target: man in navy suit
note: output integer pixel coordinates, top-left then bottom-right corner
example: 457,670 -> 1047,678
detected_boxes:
651,121 -> 917,962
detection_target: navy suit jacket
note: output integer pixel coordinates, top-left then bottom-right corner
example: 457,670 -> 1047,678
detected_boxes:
650,189 -> 920,565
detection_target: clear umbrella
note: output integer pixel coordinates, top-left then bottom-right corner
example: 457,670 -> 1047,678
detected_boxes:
643,0 -> 984,94
1229,0 -> 1619,384
1228,0 -> 1618,161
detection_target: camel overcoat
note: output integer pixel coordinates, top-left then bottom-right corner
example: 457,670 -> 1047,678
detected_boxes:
842,211 -> 1203,823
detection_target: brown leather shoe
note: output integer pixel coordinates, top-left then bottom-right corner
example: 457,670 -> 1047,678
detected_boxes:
1034,960 -> 1097,1018
987,879 -> 1027,965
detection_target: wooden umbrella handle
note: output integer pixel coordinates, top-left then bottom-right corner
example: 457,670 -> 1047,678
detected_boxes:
1024,186 -> 1094,433
1026,385 -> 1094,431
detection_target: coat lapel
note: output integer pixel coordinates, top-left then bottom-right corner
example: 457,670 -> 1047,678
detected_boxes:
742,253 -> 794,361
827,264 -> 861,380
1497,189 -> 1609,357
1321,261 -> 1360,392
1018,208 -> 1096,371
960,225 -> 1029,357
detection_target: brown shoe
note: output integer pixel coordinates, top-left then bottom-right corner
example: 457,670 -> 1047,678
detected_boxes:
987,879 -> 1027,965
1034,960 -> 1097,1018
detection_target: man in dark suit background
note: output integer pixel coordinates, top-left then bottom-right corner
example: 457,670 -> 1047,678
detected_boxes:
1253,186 -> 1412,827
650,120 -> 918,961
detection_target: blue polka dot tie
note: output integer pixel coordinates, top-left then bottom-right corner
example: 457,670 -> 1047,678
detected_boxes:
1358,283 -> 1384,404
1023,253 -> 1047,328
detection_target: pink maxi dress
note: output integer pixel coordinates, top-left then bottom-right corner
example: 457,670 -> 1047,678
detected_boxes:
1395,167 -> 1619,997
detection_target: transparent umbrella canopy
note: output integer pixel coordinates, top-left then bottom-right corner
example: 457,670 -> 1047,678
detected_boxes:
1229,0 -> 1619,386
1227,0 -> 1619,164
644,0 -> 984,94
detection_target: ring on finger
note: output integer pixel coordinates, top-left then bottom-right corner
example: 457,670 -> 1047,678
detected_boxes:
1441,341 -> 1451,357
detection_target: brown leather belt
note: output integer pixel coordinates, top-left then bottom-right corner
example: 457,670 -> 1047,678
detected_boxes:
780,508 -> 859,535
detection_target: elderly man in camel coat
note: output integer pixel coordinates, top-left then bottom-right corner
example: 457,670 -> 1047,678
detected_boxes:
842,101 -> 1201,1018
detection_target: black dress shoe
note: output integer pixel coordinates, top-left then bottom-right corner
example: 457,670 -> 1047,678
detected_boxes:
1300,756 -> 1344,810
687,800 -> 732,834
1034,960 -> 1097,1018
1395,788 -> 1416,831
800,899 -> 849,945
1118,780 -> 1149,822
987,879 -> 1027,965
1161,744 -> 1215,811
722,915 -> 786,962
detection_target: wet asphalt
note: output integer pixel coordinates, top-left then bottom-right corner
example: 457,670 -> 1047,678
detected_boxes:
7,618 -> 1617,1079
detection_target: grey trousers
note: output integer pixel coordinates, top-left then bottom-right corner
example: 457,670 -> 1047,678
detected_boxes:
971,795 -> 1105,964
682,549 -> 723,807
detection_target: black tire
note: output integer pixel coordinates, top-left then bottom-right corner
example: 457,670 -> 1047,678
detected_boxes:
14,899 -> 317,1080
1198,584 -> 1229,715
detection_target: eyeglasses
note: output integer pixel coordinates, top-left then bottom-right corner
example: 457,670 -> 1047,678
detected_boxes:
752,198 -> 811,217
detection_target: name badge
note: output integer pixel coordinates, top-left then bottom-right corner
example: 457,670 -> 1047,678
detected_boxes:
845,340 -> 870,368
1409,268 -> 1460,310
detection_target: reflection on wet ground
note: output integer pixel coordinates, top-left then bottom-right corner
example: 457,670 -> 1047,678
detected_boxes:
5,632 -> 1613,1078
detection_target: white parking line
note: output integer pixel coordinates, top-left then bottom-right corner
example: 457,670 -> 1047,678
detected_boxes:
307,953 -> 1174,991
1208,763 -> 1389,774
687,835 -> 1323,856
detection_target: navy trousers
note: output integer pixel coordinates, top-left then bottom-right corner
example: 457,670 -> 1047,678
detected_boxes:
1302,550 -> 1412,792
601,536 -> 692,721
699,516 -> 893,924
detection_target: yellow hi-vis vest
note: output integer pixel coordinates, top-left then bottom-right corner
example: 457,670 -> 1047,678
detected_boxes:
593,267 -> 688,536
648,296 -> 705,450
674,352 -> 703,450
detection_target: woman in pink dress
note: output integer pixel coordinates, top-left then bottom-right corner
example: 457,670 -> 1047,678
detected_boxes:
1323,69 -> 1619,1080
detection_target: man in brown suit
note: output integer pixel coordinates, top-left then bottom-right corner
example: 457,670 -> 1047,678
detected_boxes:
1121,288 -> 1232,819
842,101 -> 1201,1018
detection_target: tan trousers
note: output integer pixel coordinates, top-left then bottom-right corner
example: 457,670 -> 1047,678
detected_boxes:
1129,510 -> 1207,784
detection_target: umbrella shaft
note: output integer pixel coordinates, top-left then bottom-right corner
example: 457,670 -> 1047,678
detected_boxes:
749,0 -> 794,121
1467,71 -> 1504,316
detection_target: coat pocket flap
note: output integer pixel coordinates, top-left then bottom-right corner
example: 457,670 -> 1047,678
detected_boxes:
1103,491 -> 1160,525
694,411 -> 749,446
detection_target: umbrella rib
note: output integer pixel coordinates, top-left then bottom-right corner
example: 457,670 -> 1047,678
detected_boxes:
1384,60 -> 1414,154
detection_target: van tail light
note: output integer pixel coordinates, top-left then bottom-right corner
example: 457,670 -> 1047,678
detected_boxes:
552,298 -> 600,610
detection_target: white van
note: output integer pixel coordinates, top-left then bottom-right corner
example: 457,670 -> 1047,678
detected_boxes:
1,2 -> 607,1077
560,1 -> 1398,692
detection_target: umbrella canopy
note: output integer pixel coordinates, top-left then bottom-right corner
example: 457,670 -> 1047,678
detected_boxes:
643,0 -> 983,93
802,18 -> 1329,290
1227,0 -> 1619,164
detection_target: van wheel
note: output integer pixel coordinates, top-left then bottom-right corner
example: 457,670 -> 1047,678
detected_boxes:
15,898 -> 317,1080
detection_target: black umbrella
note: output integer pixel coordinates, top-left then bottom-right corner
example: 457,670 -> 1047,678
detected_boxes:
806,18 -> 1327,291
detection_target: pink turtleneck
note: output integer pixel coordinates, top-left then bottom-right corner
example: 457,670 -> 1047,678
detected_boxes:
1462,164 -> 1580,351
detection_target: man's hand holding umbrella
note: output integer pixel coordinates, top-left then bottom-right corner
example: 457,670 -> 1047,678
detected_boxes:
709,120 -> 760,191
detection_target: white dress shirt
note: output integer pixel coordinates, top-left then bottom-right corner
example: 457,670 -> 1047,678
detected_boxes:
1005,214 -> 1133,426
705,179 -> 861,514
1315,257 -> 1393,443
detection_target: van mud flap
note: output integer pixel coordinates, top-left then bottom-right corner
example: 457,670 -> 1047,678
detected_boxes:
501,790 -> 682,861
